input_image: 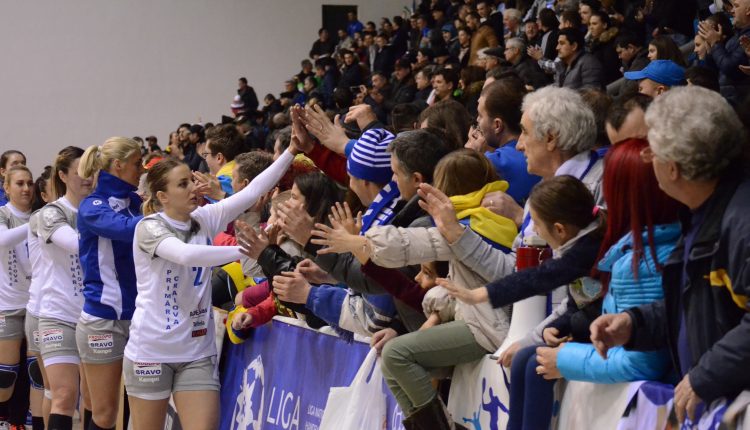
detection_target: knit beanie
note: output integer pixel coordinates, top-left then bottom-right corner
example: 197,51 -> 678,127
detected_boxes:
346,128 -> 395,184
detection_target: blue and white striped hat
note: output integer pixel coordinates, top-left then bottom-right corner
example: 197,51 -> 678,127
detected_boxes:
346,128 -> 395,184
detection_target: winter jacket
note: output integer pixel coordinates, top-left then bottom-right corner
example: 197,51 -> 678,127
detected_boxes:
556,224 -> 681,383
512,56 -> 551,90
588,27 -> 621,85
625,171 -> 750,402
706,26 -> 750,105
306,144 -> 348,186
470,24 -> 500,65
556,51 -> 605,90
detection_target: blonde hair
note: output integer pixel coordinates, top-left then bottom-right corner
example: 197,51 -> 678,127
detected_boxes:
3,165 -> 33,192
78,137 -> 141,182
433,149 -> 498,197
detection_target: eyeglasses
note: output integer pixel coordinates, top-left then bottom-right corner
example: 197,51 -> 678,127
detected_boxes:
200,152 -> 214,158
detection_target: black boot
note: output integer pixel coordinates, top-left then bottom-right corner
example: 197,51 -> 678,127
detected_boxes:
408,397 -> 467,430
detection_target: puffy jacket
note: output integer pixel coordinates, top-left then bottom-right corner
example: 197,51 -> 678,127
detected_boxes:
706,26 -> 750,105
625,172 -> 750,402
556,224 -> 680,383
556,51 -> 605,90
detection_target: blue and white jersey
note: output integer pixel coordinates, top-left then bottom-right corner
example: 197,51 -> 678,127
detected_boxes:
78,171 -> 142,320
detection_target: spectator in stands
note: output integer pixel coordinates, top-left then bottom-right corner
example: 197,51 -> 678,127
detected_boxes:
443,24 -> 460,59
605,93 -> 651,144
457,26 -> 473,68
555,28 -> 605,89
238,77 -> 259,113
413,66 -> 434,107
504,37 -> 550,89
335,29 -> 354,56
467,11 -> 500,65
432,67 -> 459,104
685,65 -> 721,92
477,80 -> 542,204
645,0 -> 696,46
295,59 -> 315,84
459,65 -> 487,115
578,0 -> 601,28
390,103 -> 421,133
504,8 -> 524,40
588,11 -> 621,84
591,86 -> 750,425
699,2 -> 750,104
310,28 -> 335,60
522,18 -> 541,47
194,124 -> 246,200
347,11 -> 364,37
483,46 -> 505,71
536,8 -> 561,62
373,32 -> 394,76
338,50 -> 364,90
616,31 -> 650,73
624,59 -> 686,97
182,124 -> 206,172
315,57 -> 339,108
145,135 -> 160,152
559,10 -> 583,31
647,35 -> 689,67
479,0 -> 505,41
418,100 -> 472,150
580,88 -> 613,149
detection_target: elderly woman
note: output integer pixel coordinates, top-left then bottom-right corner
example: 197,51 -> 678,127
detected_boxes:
591,86 -> 750,425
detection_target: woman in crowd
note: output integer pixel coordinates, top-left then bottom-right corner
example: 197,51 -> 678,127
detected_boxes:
0,151 -> 27,206
76,137 -> 143,430
25,166 -> 55,429
647,35 -> 688,67
0,165 -> 34,428
37,146 -> 93,430
124,145 -> 294,428
312,149 -> 518,429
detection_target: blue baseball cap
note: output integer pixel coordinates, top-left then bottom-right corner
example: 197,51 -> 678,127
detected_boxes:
624,60 -> 685,87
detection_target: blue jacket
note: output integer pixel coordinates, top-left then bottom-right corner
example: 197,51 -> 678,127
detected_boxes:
706,26 -> 750,105
556,223 -> 680,383
78,171 -> 143,320
484,140 -> 541,205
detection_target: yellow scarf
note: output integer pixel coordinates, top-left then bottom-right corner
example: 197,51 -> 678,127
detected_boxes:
217,159 -> 236,179
449,181 -> 518,249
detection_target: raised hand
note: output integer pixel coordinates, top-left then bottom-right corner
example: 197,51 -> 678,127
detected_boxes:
276,199 -> 315,246
296,258 -> 338,284
329,202 -> 362,235
436,278 -> 489,305
192,171 -> 225,201
304,104 -> 349,154
235,220 -> 271,260
310,221 -> 368,257
417,183 -> 464,243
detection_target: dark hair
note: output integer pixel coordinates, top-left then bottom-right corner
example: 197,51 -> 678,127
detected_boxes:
528,175 -> 604,237
433,149 -> 499,196
0,150 -> 26,172
580,0 -> 602,11
615,31 -> 645,49
234,152 -> 274,184
318,28 -> 327,36
559,28 -> 585,51
418,99 -> 472,150
387,128 -> 455,184
143,158 -> 184,216
707,12 -> 734,40
333,87 -> 354,110
32,165 -> 53,211
538,8 -> 559,30
580,88 -> 613,147
606,93 -> 652,131
390,103 -> 421,133
561,10 -> 582,29
205,124 -> 244,162
418,47 -> 434,60
649,36 -> 687,67
460,66 -> 487,88
481,80 -> 525,135
275,126 -> 293,153
293,172 -> 342,224
685,66 -> 720,93
589,10 -> 611,28
50,146 -> 85,199
239,77 -> 248,84
301,59 -> 313,68
434,66 -> 459,89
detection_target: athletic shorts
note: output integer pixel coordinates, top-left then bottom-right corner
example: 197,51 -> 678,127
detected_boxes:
0,309 -> 26,340
24,313 -> 41,353
123,356 -> 219,401
38,318 -> 79,366
76,318 -> 130,364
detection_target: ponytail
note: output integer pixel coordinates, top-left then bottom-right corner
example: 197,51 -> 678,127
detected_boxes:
78,137 -> 141,184
142,195 -> 160,216
78,145 -> 103,181
528,175 -> 602,235
50,146 -> 85,200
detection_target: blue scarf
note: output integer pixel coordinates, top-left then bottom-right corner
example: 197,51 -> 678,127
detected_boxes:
360,181 -> 401,234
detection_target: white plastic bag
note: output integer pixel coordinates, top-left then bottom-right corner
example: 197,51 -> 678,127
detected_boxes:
319,348 -> 387,430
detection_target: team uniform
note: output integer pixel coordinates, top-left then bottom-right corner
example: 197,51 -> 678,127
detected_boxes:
0,203 -> 31,341
76,171 -> 142,364
123,150 -> 294,400
24,211 -> 43,353
36,197 -> 85,366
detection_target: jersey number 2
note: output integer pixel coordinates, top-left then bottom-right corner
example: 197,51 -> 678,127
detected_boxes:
192,267 -> 204,287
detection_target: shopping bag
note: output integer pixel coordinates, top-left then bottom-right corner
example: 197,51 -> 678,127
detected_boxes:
319,348 -> 387,430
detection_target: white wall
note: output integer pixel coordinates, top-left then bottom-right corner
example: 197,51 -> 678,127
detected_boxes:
0,0 -> 410,173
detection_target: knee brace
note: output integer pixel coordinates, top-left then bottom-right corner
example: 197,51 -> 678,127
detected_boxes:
0,363 -> 19,389
27,356 -> 44,390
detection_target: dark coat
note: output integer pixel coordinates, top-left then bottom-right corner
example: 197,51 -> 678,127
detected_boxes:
588,28 -> 622,85
513,56 -> 551,89
556,51 -> 605,90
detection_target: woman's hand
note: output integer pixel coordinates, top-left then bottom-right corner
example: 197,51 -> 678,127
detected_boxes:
296,259 -> 338,284
499,341 -> 522,367
437,278 -> 489,305
542,327 -> 572,347
272,271 -> 312,304
311,222 -> 368,256
235,220 -> 270,260
329,202 -> 362,235
527,45 -> 543,61
344,104 -> 378,131
371,328 -> 398,353
232,312 -> 253,330
290,105 -> 315,154
417,183 -> 464,244
482,191 -> 524,227
535,346 -> 563,380
304,104 -> 349,155
276,200 -> 315,246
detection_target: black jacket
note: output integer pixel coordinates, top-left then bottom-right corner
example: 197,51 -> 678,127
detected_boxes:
309,39 -> 335,59
238,86 -> 259,113
383,76 -> 417,113
626,171 -> 750,402
513,56 -> 551,89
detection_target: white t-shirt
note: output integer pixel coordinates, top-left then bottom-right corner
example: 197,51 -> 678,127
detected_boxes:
37,197 -> 84,323
25,211 -> 43,316
0,203 -> 31,311
126,149 -> 294,363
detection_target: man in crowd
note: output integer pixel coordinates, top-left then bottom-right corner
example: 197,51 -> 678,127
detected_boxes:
309,28 -> 335,59
555,27 -> 604,89
238,77 -> 259,113
432,67 -> 459,103
347,11 -> 364,37
504,38 -> 549,89
624,59 -> 686,98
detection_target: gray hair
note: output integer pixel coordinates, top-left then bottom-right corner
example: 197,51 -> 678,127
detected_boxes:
505,8 -> 522,22
522,86 -> 597,153
506,37 -> 525,51
645,86 -> 744,181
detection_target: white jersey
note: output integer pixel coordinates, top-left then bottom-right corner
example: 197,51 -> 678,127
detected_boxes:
0,203 -> 31,311
25,211 -> 43,316
37,197 -> 84,323
127,212 -> 228,363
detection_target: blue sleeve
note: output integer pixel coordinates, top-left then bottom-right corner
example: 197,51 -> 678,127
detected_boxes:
79,199 -> 143,241
556,342 -> 671,383
710,36 -> 749,76
305,284 -> 347,326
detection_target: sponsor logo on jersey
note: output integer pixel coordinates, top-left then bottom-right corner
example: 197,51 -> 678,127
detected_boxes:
92,200 -> 103,206
190,308 -> 208,318
41,328 -> 64,344
191,328 -> 208,338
